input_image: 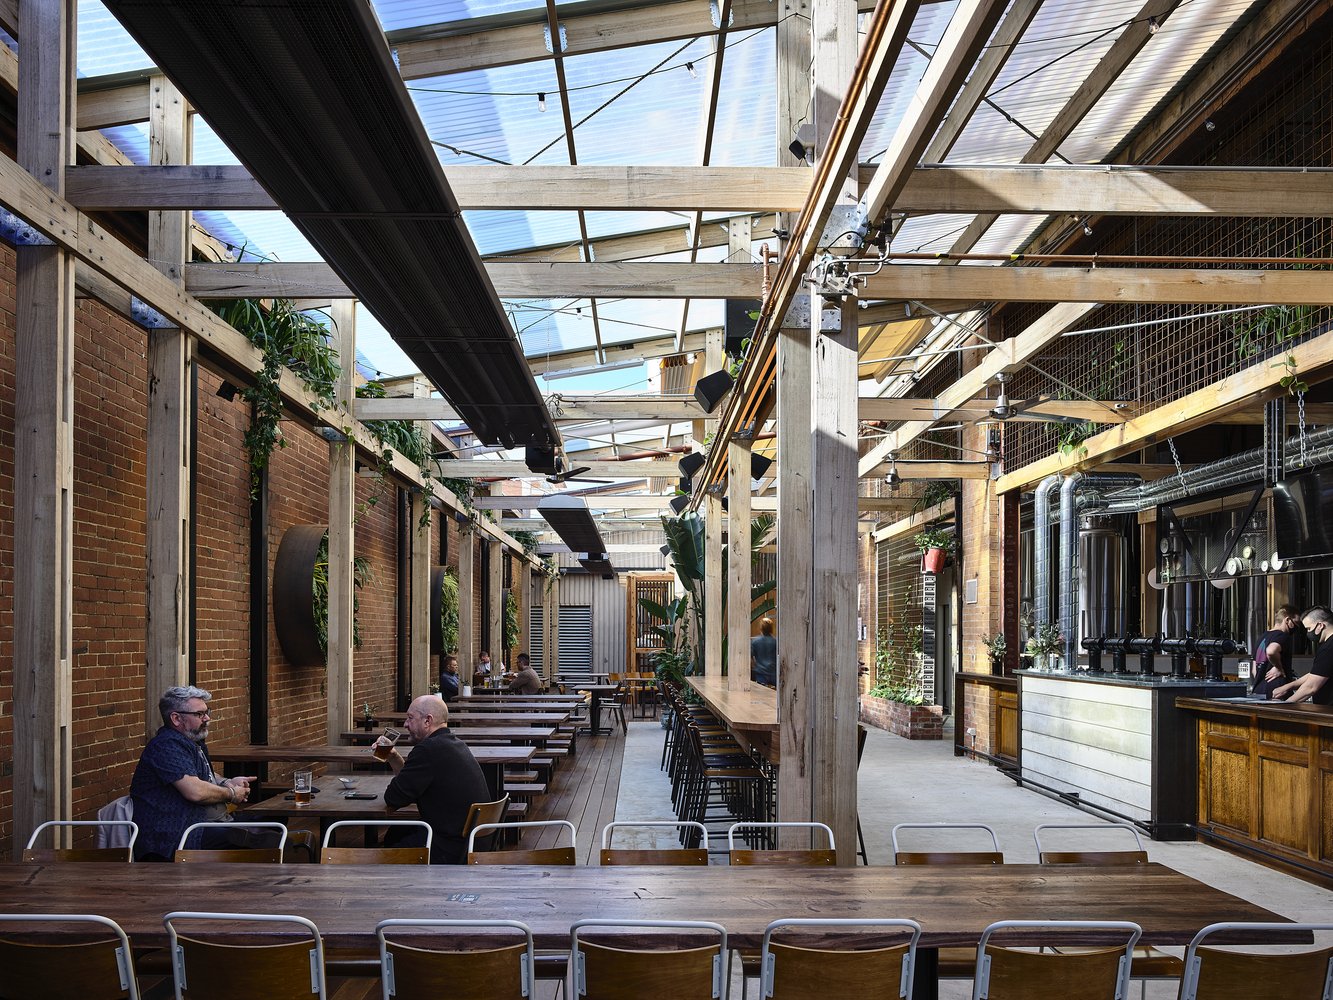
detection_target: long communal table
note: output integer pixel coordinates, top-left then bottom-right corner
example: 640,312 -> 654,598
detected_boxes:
0,863 -> 1299,1000
686,675 -> 779,762
340,726 -> 556,747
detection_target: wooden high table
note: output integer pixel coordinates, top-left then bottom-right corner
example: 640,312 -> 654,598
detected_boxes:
686,676 -> 779,762
0,863 -> 1299,1000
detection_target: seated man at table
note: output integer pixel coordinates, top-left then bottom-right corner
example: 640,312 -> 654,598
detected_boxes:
473,649 -> 506,686
507,653 -> 543,695
438,654 -> 462,702
375,694 -> 490,863
129,685 -> 259,861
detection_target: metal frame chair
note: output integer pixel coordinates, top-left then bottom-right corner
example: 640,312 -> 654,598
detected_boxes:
599,821 -> 709,865
163,911 -> 326,1000
1178,921 -> 1333,1000
727,822 -> 836,866
570,919 -> 728,1000
1033,823 -> 1149,865
0,913 -> 140,1000
460,794 -> 511,854
759,918 -> 922,1000
891,822 -> 1003,865
319,819 -> 433,864
376,918 -> 536,1000
173,822 -> 288,862
467,820 -> 578,865
23,820 -> 139,862
971,920 -> 1141,1000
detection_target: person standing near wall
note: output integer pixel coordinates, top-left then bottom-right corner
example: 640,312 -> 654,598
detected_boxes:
751,618 -> 777,687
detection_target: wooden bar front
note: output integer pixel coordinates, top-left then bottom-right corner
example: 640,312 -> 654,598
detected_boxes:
1178,697 -> 1333,885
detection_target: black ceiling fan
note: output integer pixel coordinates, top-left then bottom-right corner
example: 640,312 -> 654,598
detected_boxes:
979,372 -> 1086,425
545,461 -> 611,485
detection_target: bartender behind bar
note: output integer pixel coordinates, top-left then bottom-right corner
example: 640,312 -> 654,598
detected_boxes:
1272,606 -> 1333,705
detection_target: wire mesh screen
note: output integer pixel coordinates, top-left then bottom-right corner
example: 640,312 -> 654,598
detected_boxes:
874,538 -> 927,699
1001,34 -> 1333,470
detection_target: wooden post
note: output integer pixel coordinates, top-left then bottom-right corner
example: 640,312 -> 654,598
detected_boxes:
728,436 -> 753,691
326,301 -> 356,746
14,0 -> 76,854
516,561 -> 530,658
457,524 -> 476,674
145,74 -> 193,732
704,493 -> 724,678
549,576 -> 561,680
407,377 -> 432,697
488,539 -> 504,664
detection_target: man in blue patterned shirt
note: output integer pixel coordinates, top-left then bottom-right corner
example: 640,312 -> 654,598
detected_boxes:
129,685 -> 257,860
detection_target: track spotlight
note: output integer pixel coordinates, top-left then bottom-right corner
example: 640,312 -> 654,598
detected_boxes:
216,380 -> 239,402
750,453 -> 773,480
788,137 -> 808,162
660,544 -> 671,557
694,370 -> 734,414
885,452 -> 901,491
670,494 -> 690,514
679,451 -> 706,479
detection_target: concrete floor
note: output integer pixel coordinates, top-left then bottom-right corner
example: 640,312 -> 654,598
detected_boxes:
611,716 -> 1333,999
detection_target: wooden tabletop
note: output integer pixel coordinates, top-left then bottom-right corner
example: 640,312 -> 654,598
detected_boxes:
0,863 -> 1297,952
240,774 -> 413,820
341,727 -> 556,745
460,693 -> 585,701
686,676 -> 779,731
208,743 -> 536,768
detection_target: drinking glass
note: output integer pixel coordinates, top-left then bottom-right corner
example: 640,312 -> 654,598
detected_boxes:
371,728 -> 402,762
293,769 -> 313,805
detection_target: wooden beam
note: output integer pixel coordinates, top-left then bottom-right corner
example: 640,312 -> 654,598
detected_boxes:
548,394 -> 701,421
475,494 -> 672,511
858,397 -> 1136,422
527,330 -> 710,376
863,460 -> 991,480
871,501 -> 953,543
995,328 -> 1333,493
856,496 -> 928,513
355,397 -> 461,422
327,300 -> 358,744
75,78 -> 155,130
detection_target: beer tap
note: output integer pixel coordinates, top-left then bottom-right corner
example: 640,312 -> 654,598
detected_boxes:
1081,635 -> 1105,674
1159,635 -> 1196,679
1126,634 -> 1160,676
1103,635 -> 1129,674
1192,637 -> 1240,681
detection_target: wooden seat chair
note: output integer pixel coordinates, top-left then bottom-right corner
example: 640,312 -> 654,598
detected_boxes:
570,919 -> 728,1000
1177,921 -> 1333,1000
759,918 -> 922,1000
375,918 -> 535,1000
22,820 -> 139,863
319,820 -> 432,864
459,793 -> 511,854
0,913 -> 140,1000
162,911 -> 326,1000
971,919 -> 1141,1000
173,821 -> 287,863
891,822 -> 1003,866
727,822 -> 836,866
599,821 -> 709,865
1033,823 -> 1184,992
467,820 -> 578,865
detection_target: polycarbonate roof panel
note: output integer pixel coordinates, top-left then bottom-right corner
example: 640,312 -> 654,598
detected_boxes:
77,0 -> 150,76
375,0 -> 549,32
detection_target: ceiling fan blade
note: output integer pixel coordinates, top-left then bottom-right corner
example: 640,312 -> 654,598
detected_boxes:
566,477 -> 613,484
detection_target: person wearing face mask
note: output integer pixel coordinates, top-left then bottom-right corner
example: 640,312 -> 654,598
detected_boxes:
1252,604 -> 1299,698
1272,606 -> 1333,705
129,685 -> 258,860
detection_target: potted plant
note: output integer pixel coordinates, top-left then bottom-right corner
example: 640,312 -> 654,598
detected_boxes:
359,701 -> 378,732
913,527 -> 956,575
981,632 -> 1007,674
1024,623 -> 1062,671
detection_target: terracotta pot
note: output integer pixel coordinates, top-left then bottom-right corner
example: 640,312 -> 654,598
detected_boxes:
921,546 -> 947,574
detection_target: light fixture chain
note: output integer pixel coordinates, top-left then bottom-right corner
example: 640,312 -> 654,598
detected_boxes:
1168,437 -> 1189,495
1298,389 -> 1308,467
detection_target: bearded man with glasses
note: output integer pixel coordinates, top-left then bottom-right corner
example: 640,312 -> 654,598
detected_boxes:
1271,607 -> 1333,706
129,685 -> 259,860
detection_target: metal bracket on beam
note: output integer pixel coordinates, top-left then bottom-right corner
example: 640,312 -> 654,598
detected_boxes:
543,23 -> 567,52
822,204 -> 869,251
734,426 -> 755,441
0,209 -> 55,247
709,1 -> 734,27
315,425 -> 349,443
782,295 -> 811,329
130,297 -> 174,330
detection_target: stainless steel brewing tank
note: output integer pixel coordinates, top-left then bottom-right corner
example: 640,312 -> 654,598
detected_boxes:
1079,518 -> 1123,646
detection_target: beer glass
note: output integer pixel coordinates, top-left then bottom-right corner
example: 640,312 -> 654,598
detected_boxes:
372,728 -> 402,762
293,769 -> 313,805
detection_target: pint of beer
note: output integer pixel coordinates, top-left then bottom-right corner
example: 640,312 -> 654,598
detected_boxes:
293,769 -> 313,805
372,728 -> 402,762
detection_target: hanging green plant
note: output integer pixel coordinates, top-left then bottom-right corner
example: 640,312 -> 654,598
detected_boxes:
439,476 -> 480,521
503,589 -> 521,652
511,530 -> 542,560
439,568 -> 460,654
312,532 -> 373,655
355,379 -> 438,529
210,298 -> 341,498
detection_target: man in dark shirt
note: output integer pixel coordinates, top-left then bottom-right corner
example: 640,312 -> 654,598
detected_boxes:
438,654 -> 461,702
751,617 -> 778,687
1253,604 -> 1298,697
375,694 -> 490,863
129,685 -> 257,860
1273,606 -> 1333,706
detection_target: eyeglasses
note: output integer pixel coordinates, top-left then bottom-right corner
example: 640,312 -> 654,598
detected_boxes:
175,709 -> 212,718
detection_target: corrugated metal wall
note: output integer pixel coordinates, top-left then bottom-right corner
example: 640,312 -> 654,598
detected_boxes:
558,573 -> 627,676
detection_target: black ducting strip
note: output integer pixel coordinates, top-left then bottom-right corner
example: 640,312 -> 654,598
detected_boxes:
104,0 -> 558,450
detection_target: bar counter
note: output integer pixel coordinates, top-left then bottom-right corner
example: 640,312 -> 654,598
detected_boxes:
685,675 -> 779,762
1177,695 -> 1333,883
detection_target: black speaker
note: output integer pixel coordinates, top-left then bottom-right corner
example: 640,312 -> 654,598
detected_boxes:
679,451 -> 706,479
725,299 -> 761,357
678,476 -> 693,495
524,445 -> 558,474
694,370 -> 734,414
751,453 -> 773,480
670,494 -> 690,514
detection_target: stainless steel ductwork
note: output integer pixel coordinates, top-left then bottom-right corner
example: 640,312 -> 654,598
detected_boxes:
1033,475 -> 1062,631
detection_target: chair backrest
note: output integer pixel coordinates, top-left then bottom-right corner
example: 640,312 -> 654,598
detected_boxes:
376,918 -> 535,1000
23,820 -> 139,863
173,822 -> 288,863
891,823 -> 1003,866
460,794 -> 511,854
599,822 -> 709,866
972,919 -> 1140,1000
760,918 -> 921,1000
467,820 -> 578,865
0,913 -> 140,1000
319,820 -> 432,865
571,919 -> 727,1000
163,911 -> 325,1000
1033,823 -> 1149,865
727,822 -> 837,866
1178,921 -> 1333,1000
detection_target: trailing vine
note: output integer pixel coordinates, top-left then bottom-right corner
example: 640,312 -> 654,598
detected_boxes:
355,380 -> 437,529
439,567 -> 460,654
511,530 -> 542,561
210,298 -> 340,499
439,476 -> 480,521
503,589 -> 521,653
312,531 -> 372,656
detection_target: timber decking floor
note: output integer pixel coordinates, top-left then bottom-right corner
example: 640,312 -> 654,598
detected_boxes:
516,725 -> 627,864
